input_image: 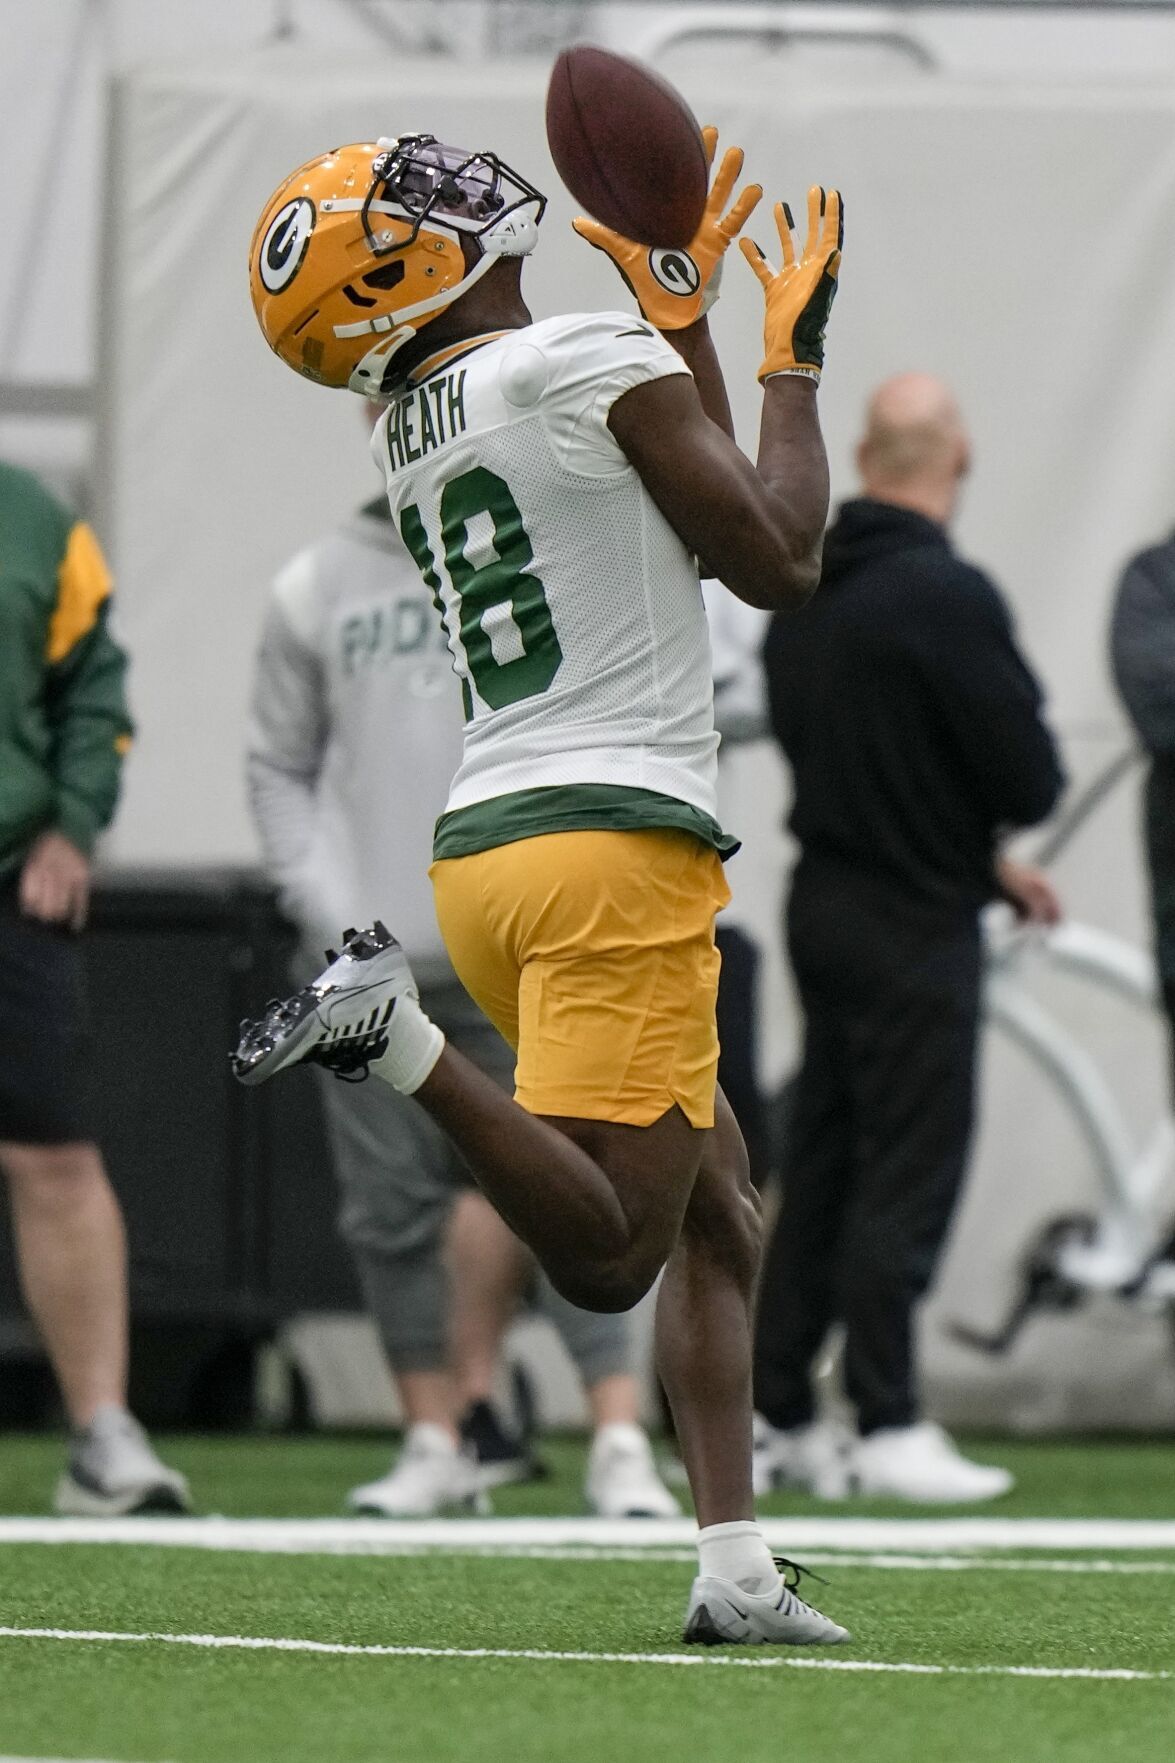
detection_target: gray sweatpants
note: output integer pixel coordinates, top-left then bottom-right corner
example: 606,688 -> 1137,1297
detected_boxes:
312,966 -> 632,1384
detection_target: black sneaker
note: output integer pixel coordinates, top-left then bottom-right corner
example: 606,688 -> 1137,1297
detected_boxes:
460,1398 -> 550,1490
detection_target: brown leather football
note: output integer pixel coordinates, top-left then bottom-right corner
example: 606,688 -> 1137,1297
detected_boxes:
546,45 -> 708,249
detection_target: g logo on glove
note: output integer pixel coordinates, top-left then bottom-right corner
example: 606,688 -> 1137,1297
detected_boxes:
647,249 -> 702,297
571,128 -> 761,332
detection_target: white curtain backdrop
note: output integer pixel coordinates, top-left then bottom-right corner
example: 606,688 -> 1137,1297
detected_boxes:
97,48 -> 1175,1424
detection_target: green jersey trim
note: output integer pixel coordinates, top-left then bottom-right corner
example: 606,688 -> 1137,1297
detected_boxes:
432,785 -> 740,862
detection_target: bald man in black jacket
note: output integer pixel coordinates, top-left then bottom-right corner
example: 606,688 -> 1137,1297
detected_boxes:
754,375 -> 1065,1503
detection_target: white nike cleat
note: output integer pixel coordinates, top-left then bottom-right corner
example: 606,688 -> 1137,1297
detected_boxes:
752,1414 -> 852,1499
849,1421 -> 1014,1503
231,922 -> 417,1086
346,1424 -> 484,1517
54,1406 -> 192,1516
585,1423 -> 680,1518
683,1559 -> 850,1646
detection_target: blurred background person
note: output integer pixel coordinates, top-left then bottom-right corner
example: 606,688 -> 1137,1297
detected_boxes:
752,375 -> 1065,1502
704,582 -> 771,1188
246,469 -> 678,1519
1111,526 -> 1175,1092
652,583 -> 772,1465
0,460 -> 189,1514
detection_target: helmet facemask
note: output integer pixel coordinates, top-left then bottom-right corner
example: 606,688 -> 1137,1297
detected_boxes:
364,134 -> 546,257
331,134 -> 546,393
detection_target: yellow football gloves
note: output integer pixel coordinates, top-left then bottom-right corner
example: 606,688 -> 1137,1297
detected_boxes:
740,186 -> 843,383
572,127 -> 762,331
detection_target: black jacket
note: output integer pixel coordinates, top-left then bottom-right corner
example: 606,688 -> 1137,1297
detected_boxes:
1111,534 -> 1175,756
1110,534 -> 1175,982
763,499 -> 1064,918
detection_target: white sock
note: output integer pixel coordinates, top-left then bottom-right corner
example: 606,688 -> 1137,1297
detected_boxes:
697,1520 -> 779,1595
81,1402 -> 132,1438
591,1422 -> 648,1457
404,1422 -> 458,1457
369,993 -> 445,1095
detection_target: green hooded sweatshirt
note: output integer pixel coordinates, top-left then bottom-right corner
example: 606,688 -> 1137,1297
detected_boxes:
0,462 -> 132,880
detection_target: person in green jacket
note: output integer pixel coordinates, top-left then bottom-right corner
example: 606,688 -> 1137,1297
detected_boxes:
0,460 -> 189,1513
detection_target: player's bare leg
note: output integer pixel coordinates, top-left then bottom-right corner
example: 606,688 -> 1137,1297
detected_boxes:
234,940 -> 695,1310
418,1047 -> 701,1313
439,1086 -> 757,1522
654,1090 -> 760,1527
233,949 -> 752,1514
389,1054 -> 772,1533
379,1065 -> 843,1635
233,928 -> 847,1640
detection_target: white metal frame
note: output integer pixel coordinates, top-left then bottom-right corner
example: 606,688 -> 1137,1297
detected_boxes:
628,4 -> 938,68
983,912 -> 1175,1304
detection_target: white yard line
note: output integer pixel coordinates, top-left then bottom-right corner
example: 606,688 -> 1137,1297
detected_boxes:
2,1528 -> 1173,1573
0,1626 -> 1167,1683
3,1515 -> 1175,1555
539,1552 -> 1175,1575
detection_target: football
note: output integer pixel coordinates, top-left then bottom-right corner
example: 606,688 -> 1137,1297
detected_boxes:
545,45 -> 708,249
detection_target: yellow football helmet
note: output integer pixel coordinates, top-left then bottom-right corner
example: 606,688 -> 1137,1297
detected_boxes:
249,135 -> 546,396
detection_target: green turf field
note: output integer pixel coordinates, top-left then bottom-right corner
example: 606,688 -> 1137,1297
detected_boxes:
1,1433 -> 1173,1763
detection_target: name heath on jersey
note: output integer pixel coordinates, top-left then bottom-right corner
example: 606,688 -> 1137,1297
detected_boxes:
385,370 -> 468,473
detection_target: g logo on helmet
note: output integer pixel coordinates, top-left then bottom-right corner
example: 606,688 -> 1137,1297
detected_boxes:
259,198 -> 316,294
647,248 -> 702,298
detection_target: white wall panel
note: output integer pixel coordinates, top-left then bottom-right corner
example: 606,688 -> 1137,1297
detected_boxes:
97,48 -> 1175,1421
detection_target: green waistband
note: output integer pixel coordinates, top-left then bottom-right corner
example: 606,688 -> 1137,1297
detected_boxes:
432,785 -> 740,861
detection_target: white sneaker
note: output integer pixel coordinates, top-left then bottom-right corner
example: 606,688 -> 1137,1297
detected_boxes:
54,1405 -> 191,1516
752,1415 -> 852,1499
684,1561 -> 850,1646
849,1421 -> 1014,1503
347,1424 -> 482,1517
585,1423 -> 681,1518
231,922 -> 417,1085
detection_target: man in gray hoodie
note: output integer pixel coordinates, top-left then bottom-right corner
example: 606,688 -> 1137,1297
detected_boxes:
754,376 -> 1063,1503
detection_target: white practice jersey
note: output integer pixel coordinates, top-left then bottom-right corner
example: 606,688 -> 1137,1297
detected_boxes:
371,312 -> 729,859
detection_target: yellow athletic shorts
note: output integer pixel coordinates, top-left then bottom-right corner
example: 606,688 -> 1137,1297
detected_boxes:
430,828 -> 731,1128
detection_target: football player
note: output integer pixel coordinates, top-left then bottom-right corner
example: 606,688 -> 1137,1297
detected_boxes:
239,129 -> 845,1645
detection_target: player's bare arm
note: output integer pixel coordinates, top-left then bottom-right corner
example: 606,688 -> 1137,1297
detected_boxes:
578,143 -> 843,611
573,128 -> 759,441
615,185 -> 841,612
607,365 -> 828,611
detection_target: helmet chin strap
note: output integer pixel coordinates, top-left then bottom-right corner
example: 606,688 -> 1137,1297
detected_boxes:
349,327 -> 418,397
340,203 -> 540,394
335,246 -> 500,344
